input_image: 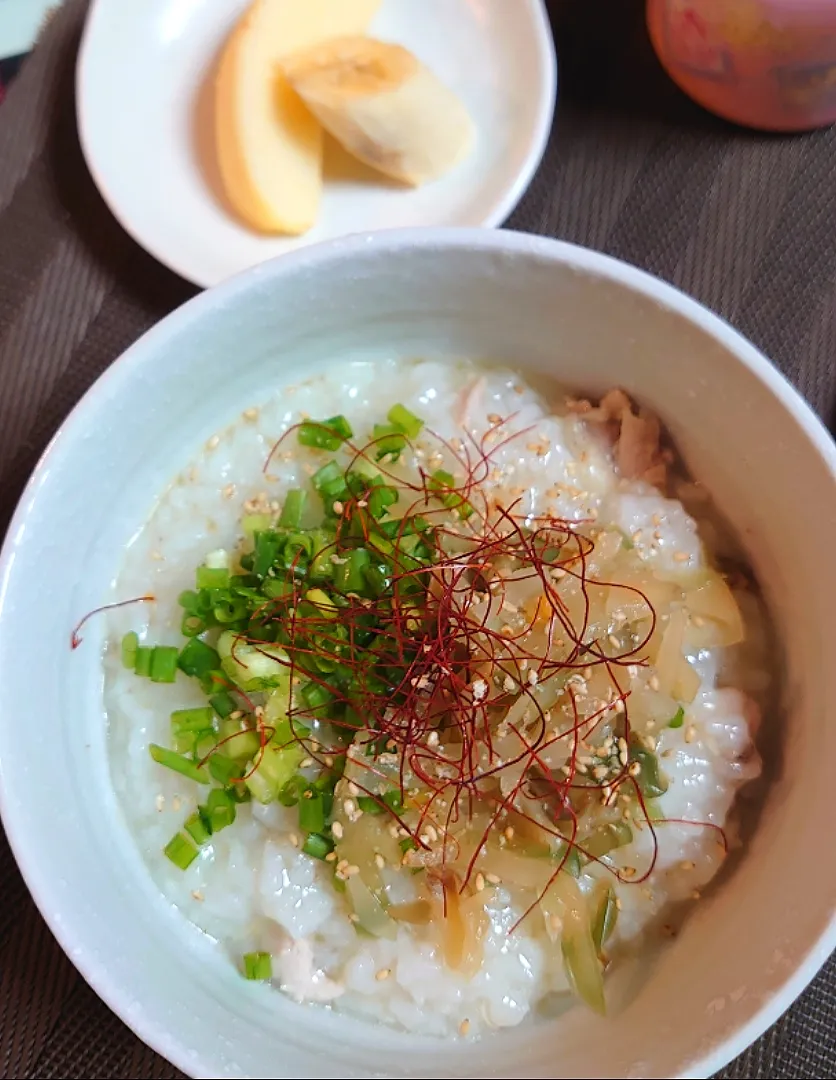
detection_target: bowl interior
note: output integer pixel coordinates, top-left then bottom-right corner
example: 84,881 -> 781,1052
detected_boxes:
1,231 -> 834,1079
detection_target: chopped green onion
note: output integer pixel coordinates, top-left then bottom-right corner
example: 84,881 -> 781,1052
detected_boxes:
382,790 -> 404,814
178,589 -> 201,613
171,706 -> 215,735
121,631 -> 138,670
368,483 -> 398,519
184,811 -> 211,846
209,754 -> 244,786
387,403 -> 423,440
312,461 -> 348,504
591,884 -> 618,954
242,951 -> 272,981
219,718 -> 260,761
356,796 -> 383,815
334,548 -> 371,594
279,488 -> 306,528
134,646 -> 153,677
181,614 -> 207,637
164,832 -> 198,870
208,690 -> 238,718
629,742 -> 669,799
196,566 -> 230,590
253,531 -> 282,577
242,513 -> 271,537
399,836 -> 417,855
302,832 -> 334,860
298,415 -> 353,451
149,744 -> 211,785
668,706 -> 685,729
205,788 -> 236,832
372,423 -> 407,461
178,638 -> 221,679
428,469 -> 474,520
583,821 -> 633,859
298,790 -> 325,833
150,646 -> 179,683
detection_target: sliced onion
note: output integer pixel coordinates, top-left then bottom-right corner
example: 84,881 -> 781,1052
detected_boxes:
346,875 -> 397,940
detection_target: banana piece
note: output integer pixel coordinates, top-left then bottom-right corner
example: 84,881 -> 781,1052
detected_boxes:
215,0 -> 382,235
282,37 -> 475,187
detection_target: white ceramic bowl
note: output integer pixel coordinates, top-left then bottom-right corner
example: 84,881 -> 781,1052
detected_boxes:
0,229 -> 834,1080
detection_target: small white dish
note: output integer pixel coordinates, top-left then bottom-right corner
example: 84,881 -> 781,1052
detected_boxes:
76,0 -> 557,288
0,227 -> 835,1079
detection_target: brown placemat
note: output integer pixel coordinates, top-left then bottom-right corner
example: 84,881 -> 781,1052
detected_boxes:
0,1 -> 834,1078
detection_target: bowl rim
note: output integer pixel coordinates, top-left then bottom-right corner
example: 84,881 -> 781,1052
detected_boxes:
1,226 -> 834,1079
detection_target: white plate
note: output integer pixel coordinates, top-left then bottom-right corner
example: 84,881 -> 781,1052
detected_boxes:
76,0 -> 557,287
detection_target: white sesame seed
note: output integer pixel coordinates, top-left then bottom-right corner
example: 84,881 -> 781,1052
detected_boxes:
684,725 -> 697,744
549,913 -> 562,934
375,968 -> 391,982
485,873 -> 501,885
325,852 -> 337,862
191,890 -> 204,902
374,853 -> 385,869
172,795 -> 182,812
648,675 -> 660,692
299,757 -> 313,769
333,500 -> 344,514
504,826 -> 515,841
673,551 -> 690,563
155,794 -> 165,812
475,872 -> 485,892
243,407 -> 259,421
332,821 -> 344,839
347,782 -> 360,797
343,799 -> 356,816
459,1019 -> 471,1037
222,483 -> 236,499
206,434 -> 220,450
289,833 -> 299,847
427,730 -> 440,747
344,864 -> 360,877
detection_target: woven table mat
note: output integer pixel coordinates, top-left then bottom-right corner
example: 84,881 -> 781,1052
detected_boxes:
0,1 -> 834,1077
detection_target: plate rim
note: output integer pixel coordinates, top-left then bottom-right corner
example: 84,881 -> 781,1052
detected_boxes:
75,0 -> 558,288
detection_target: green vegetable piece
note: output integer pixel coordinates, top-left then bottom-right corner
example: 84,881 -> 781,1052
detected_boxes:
205,788 -> 236,832
299,790 -> 326,833
298,416 -> 353,451
302,832 -> 334,860
209,754 -> 244,787
334,548 -> 371,594
428,469 -> 474,519
181,614 -> 207,637
134,646 -> 153,676
253,531 -> 282,578
242,951 -> 273,981
383,790 -> 404,815
312,461 -> 348,501
196,566 -> 230,590
178,638 -> 221,679
629,741 -> 669,799
561,907 -> 607,1016
149,744 -> 211,785
668,706 -> 685,729
171,706 -> 215,736
591,884 -> 618,955
356,796 -> 384,816
208,690 -> 238,719
149,646 -> 179,683
371,423 -> 407,461
121,631 -> 138,670
164,832 -> 198,870
279,488 -> 306,528
219,718 -> 260,761
184,811 -> 211,846
217,630 -> 289,693
387,403 -> 424,440
582,821 -> 633,860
